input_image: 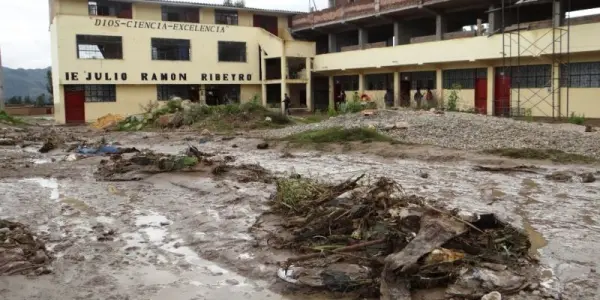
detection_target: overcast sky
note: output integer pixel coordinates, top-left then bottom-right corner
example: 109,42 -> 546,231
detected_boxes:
0,1 -> 597,69
0,0 -> 327,69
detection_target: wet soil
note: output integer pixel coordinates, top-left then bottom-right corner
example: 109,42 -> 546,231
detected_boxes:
0,126 -> 598,300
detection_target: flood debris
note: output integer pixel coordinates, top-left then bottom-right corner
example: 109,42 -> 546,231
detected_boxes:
579,172 -> 596,183
211,163 -> 274,183
0,138 -> 16,146
0,220 -> 52,276
473,165 -> 540,174
260,176 -> 537,299
545,171 -> 573,182
94,150 -> 201,181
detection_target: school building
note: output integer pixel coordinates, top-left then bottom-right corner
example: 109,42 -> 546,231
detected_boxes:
49,0 -> 600,123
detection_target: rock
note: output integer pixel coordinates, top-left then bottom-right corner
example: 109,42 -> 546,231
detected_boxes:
181,100 -> 193,111
395,122 -> 409,129
265,116 -> 272,122
585,125 -> 593,132
232,144 -> 238,148
257,142 -> 269,150
0,227 -> 10,233
201,129 -> 211,136
447,268 -> 527,298
481,291 -> 502,300
532,290 -> 541,295
0,138 -> 16,146
545,171 -> 572,182
225,279 -> 240,285
419,172 -> 429,179
32,250 -> 49,264
157,114 -> 173,127
382,124 -> 396,131
580,173 -> 596,183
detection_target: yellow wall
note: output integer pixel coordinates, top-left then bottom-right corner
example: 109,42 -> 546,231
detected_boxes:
562,89 -> 600,118
313,23 -> 600,72
285,41 -> 316,57
83,85 -> 156,122
240,85 -> 262,103
201,8 -> 215,24
133,2 -> 161,20
238,11 -> 253,27
57,0 -> 87,16
278,16 -> 293,41
443,89 -> 475,111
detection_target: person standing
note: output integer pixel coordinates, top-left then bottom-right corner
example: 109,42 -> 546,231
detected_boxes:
282,93 -> 291,115
384,89 -> 394,108
414,88 -> 423,109
425,88 -> 434,107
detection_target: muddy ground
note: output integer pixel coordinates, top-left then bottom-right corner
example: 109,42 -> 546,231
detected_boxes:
0,124 -> 598,300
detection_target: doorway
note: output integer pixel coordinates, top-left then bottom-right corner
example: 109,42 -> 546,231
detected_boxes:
494,73 -> 511,117
64,85 -> 85,124
400,80 -> 411,107
474,78 -> 487,114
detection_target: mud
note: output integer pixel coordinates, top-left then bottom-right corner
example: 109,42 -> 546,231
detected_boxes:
0,126 -> 599,300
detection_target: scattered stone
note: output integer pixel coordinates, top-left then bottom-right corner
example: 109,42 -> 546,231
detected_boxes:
481,291 -> 502,300
222,136 -> 235,141
225,279 -> 240,285
257,142 -> 269,150
580,172 -> 596,183
201,129 -> 211,136
0,138 -> 16,146
419,172 -> 429,179
585,125 -> 593,132
545,171 -> 572,182
265,116 -> 272,122
232,144 -> 238,148
160,221 -> 170,226
395,121 -> 409,129
0,219 -> 52,276
532,290 -> 541,295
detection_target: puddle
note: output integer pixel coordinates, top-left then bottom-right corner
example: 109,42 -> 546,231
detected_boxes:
21,177 -> 59,200
523,219 -> 549,258
61,198 -> 96,215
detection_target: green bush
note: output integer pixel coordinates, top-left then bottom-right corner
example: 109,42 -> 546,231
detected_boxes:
339,101 -> 363,114
0,110 -> 24,125
568,112 -> 585,125
446,83 -> 461,112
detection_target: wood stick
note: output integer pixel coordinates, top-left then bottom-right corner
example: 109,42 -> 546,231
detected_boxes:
285,238 -> 386,264
424,203 -> 484,233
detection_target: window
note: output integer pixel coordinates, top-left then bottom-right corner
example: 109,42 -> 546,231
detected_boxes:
161,6 -> 199,23
401,71 -> 436,89
561,62 -> 600,88
88,1 -> 132,18
77,35 -> 123,59
218,41 -> 247,62
152,38 -> 191,61
85,85 -> 116,102
497,65 -> 551,88
215,10 -> 238,25
335,75 -> 359,91
157,85 -> 191,101
442,68 -> 486,89
365,73 -> 393,90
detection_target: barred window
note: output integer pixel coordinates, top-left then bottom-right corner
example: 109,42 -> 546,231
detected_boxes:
88,1 -> 132,18
215,10 -> 238,25
218,41 -> 246,62
442,68 -> 486,89
497,65 -> 551,88
157,85 -> 192,101
85,85 -> 116,102
400,71 -> 436,89
77,35 -> 122,59
365,73 -> 393,90
152,38 -> 191,61
161,6 -> 199,23
334,75 -> 359,91
561,62 -> 600,88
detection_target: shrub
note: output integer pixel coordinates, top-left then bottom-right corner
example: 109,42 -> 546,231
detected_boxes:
568,112 -> 585,125
446,83 -> 461,112
339,101 -> 363,114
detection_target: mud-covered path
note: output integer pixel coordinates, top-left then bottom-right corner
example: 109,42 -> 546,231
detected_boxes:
0,129 -> 599,300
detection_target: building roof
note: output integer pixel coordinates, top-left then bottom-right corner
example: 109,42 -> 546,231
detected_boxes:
123,0 -> 305,15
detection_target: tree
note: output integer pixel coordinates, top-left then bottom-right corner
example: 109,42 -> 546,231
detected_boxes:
35,94 -> 47,107
223,0 -> 233,6
233,0 -> 245,7
8,96 -> 22,105
46,69 -> 53,96
23,96 -> 33,105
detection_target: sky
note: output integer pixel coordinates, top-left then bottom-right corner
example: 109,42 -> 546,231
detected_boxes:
0,0 -> 597,69
0,0 -> 328,69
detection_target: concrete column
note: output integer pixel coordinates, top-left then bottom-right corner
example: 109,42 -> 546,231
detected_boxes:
436,68 -> 443,107
392,22 -> 411,46
328,33 -> 337,53
436,14 -> 446,40
488,5 -> 500,34
486,66 -> 494,116
358,73 -> 365,95
328,76 -> 335,109
358,28 -> 368,49
260,50 -> 267,106
393,72 -> 400,107
305,57 -> 313,111
280,49 -> 288,115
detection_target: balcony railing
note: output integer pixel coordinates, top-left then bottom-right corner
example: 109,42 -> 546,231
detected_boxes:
292,0 -> 422,29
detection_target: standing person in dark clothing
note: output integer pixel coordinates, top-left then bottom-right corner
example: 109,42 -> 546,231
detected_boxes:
339,90 -> 346,110
384,89 -> 394,108
282,93 -> 291,115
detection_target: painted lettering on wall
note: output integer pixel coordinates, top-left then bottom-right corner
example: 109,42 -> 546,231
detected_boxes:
93,19 -> 227,33
64,72 -> 254,82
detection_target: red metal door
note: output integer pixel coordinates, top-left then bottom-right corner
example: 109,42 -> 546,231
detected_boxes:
474,78 -> 487,114
64,87 -> 85,124
494,75 -> 511,117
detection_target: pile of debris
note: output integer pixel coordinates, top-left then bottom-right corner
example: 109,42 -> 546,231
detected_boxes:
262,176 -> 538,299
94,150 -> 201,181
0,220 -> 52,276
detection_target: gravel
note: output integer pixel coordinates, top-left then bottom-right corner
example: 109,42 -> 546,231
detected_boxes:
261,110 -> 600,159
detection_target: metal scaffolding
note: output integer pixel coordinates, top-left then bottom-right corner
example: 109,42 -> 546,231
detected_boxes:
499,0 -> 571,118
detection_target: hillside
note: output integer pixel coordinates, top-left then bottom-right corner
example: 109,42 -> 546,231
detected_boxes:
2,67 -> 50,100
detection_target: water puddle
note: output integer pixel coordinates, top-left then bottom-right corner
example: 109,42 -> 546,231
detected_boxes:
523,219 -> 549,258
61,198 -> 96,215
21,178 -> 59,200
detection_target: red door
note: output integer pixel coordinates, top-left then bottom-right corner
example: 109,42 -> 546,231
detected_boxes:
494,75 -> 511,117
64,87 -> 85,124
474,78 -> 487,114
